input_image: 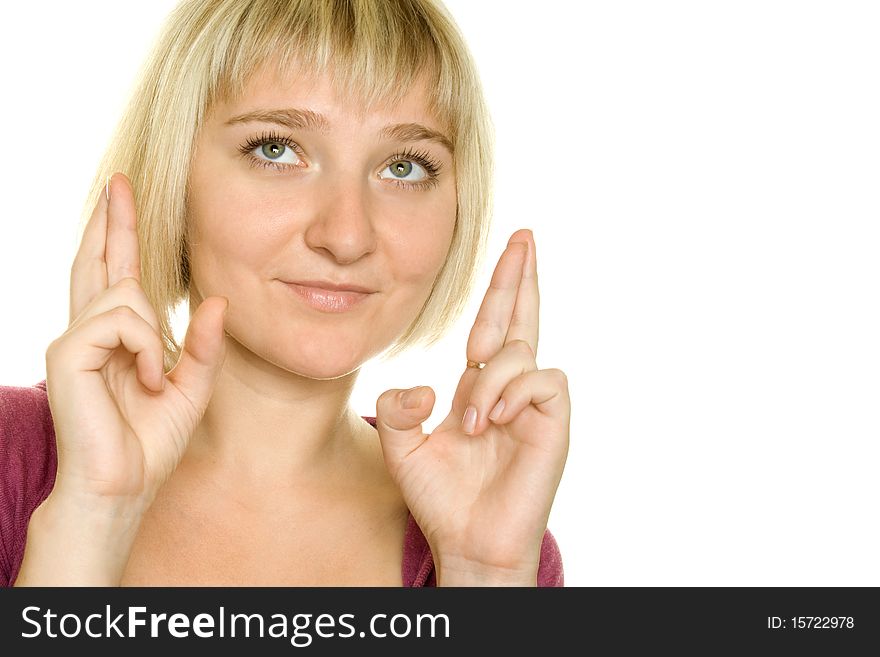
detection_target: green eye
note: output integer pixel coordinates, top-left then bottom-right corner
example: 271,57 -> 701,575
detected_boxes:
379,147 -> 442,190
238,131 -> 304,171
261,142 -> 287,160
390,161 -> 413,177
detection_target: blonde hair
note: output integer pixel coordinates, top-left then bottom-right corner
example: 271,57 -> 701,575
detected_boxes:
77,0 -> 495,372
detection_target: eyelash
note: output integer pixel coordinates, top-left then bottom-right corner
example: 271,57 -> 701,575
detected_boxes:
236,130 -> 443,191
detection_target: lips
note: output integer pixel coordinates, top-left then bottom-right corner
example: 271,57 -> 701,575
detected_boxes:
280,280 -> 373,313
285,279 -> 376,294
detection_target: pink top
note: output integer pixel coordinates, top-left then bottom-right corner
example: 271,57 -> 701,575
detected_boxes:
0,380 -> 563,587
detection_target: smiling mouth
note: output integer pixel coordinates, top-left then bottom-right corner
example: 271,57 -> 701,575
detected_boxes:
280,281 -> 373,313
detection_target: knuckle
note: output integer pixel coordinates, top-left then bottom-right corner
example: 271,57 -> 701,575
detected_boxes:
472,316 -> 504,337
111,279 -> 156,318
508,339 -> 534,356
506,376 -> 527,398
45,338 -> 62,359
550,368 -> 568,385
118,276 -> 141,289
466,338 -> 492,362
45,332 -> 75,367
474,316 -> 501,329
111,304 -> 138,320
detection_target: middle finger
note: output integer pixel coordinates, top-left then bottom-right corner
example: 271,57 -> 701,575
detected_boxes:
465,240 -> 527,364
69,173 -> 143,326
504,229 -> 540,359
104,173 -> 142,287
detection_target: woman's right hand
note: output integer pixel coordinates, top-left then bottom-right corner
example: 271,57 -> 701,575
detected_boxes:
15,172 -> 227,585
46,172 -> 228,509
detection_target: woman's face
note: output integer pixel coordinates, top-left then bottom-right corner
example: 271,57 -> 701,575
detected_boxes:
186,66 -> 457,379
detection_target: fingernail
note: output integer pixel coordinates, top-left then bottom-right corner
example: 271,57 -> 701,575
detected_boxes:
488,399 -> 505,422
462,405 -> 477,434
105,174 -> 111,202
508,242 -> 528,265
508,230 -> 529,246
401,387 -> 424,409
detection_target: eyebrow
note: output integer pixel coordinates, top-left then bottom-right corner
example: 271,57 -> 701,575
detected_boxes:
225,108 -> 454,154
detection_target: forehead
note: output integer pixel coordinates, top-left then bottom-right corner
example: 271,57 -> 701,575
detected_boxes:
215,62 -> 446,135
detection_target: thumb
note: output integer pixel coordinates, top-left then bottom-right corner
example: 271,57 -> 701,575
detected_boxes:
375,386 -> 436,469
165,296 -> 229,417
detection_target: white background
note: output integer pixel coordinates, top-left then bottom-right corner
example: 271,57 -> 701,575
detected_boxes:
1,1 -> 879,586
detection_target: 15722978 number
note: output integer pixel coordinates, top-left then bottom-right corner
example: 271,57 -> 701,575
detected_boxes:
767,616 -> 854,630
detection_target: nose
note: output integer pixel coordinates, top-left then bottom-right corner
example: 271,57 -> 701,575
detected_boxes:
303,174 -> 378,265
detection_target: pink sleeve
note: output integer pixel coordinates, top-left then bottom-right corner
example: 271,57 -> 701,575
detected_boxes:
0,381 -> 57,587
537,528 -> 564,587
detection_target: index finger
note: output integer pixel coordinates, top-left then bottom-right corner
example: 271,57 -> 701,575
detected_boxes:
69,173 -> 142,325
69,176 -> 110,325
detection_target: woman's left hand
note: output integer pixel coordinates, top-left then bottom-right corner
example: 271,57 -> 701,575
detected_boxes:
375,229 -> 570,585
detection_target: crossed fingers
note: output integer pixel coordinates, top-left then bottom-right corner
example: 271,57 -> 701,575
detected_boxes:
457,229 -> 542,435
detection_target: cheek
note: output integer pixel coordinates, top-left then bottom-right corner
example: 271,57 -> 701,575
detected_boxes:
188,166 -> 288,273
385,193 -> 457,288
385,228 -> 453,311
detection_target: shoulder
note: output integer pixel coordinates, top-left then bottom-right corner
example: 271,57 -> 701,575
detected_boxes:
537,526 -> 564,587
0,379 -> 56,484
0,379 -> 58,586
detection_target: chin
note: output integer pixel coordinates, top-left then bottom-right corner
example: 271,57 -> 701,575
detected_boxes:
224,323 -> 369,380
286,358 -> 363,381
273,339 -> 371,380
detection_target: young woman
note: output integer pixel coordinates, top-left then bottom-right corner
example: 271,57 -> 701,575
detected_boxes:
3,0 -> 569,586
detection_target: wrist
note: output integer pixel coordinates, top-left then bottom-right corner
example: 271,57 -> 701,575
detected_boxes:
14,488 -> 147,586
47,478 -> 151,519
435,555 -> 539,587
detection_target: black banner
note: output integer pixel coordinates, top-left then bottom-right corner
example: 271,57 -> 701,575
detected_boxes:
0,587 -> 876,654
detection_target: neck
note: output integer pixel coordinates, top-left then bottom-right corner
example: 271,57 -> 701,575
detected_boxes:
186,330 -> 370,489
